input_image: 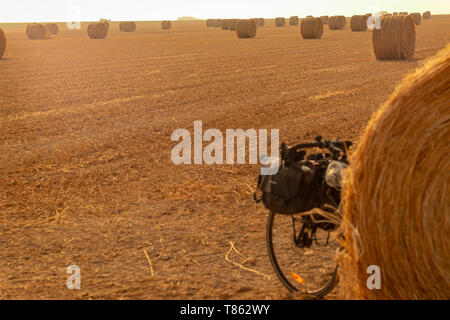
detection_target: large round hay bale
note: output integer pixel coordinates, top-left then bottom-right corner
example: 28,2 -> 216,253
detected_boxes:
87,23 -> 108,39
393,12 -> 398,15
289,16 -> 299,26
26,23 -> 48,40
0,28 -> 6,59
423,11 -> 431,19
320,16 -> 329,25
328,16 -> 346,30
161,20 -> 172,30
350,15 -> 368,31
236,19 -> 257,38
300,17 -> 323,39
372,15 -> 415,60
119,21 -> 136,32
275,17 -> 286,27
338,44 -> 450,300
45,23 -> 59,35
410,13 -> 421,25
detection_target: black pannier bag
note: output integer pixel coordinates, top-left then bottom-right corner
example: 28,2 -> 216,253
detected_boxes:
255,158 -> 318,214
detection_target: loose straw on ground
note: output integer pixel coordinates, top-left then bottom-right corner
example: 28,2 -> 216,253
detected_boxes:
143,249 -> 154,277
225,241 -> 270,280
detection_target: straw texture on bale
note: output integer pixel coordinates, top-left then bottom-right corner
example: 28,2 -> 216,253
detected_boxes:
372,15 -> 415,60
300,17 -> 323,39
87,23 -> 108,39
275,17 -> 286,27
0,28 -> 5,59
119,21 -> 136,32
320,16 -> 329,25
289,16 -> 299,26
161,21 -> 172,30
236,19 -> 257,38
101,21 -> 110,31
423,11 -> 431,19
410,13 -> 421,25
328,16 -> 346,30
350,15 -> 368,31
338,44 -> 450,300
26,24 -> 48,40
45,23 -> 59,35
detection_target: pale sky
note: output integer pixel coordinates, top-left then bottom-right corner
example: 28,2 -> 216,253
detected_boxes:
1,0 -> 449,22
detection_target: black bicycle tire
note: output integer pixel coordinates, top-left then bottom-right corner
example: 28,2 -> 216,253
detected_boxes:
266,211 -> 339,298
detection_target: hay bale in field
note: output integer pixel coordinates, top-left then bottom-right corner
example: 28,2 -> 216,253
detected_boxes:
212,19 -> 221,27
399,12 -> 408,15
119,21 -> 136,32
229,19 -> 239,31
236,19 -> 257,38
0,28 -> 6,59
256,18 -> 265,27
328,16 -> 346,30
45,23 -> 59,35
26,23 -> 48,40
423,11 -> 431,19
393,12 -> 398,15
350,15 -> 368,31
206,19 -> 213,27
410,13 -> 421,25
300,17 -> 323,39
99,19 -> 110,31
338,44 -> 450,300
161,20 -> 172,30
275,17 -> 286,27
221,19 -> 230,30
289,16 -> 299,26
87,22 -> 108,39
320,16 -> 329,25
372,15 -> 415,60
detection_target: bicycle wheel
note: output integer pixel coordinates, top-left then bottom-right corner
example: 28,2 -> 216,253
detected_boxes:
266,211 -> 339,298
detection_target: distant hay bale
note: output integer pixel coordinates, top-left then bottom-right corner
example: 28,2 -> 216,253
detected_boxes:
45,23 -> 59,35
275,17 -> 286,27
87,22 -> 108,39
119,21 -> 136,32
350,15 -> 368,31
320,16 -> 329,25
393,12 -> 398,15
410,13 -> 421,25
26,23 -> 48,40
328,16 -> 346,30
338,44 -> 450,300
372,15 -> 415,60
0,28 -> 5,59
221,19 -> 230,30
206,19 -> 213,27
256,18 -> 265,27
300,17 -> 323,39
161,21 -> 172,30
289,16 -> 299,26
236,19 -> 257,38
423,11 -> 431,19
399,12 -> 408,15
212,19 -> 221,27
229,19 -> 239,31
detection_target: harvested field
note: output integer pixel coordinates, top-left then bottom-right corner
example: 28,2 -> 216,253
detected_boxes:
0,16 -> 449,299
